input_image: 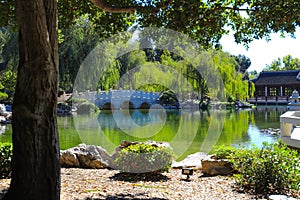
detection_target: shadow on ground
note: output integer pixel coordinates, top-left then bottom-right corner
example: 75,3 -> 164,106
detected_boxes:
109,172 -> 169,183
85,193 -> 167,200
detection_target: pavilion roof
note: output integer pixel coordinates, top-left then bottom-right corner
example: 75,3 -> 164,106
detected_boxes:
251,70 -> 300,86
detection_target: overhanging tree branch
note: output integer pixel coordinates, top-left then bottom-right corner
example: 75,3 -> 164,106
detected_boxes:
223,6 -> 254,11
89,0 -> 173,14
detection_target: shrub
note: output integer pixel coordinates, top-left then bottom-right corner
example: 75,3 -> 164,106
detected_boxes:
159,90 -> 179,106
214,145 -> 238,160
0,143 -> 12,178
68,98 -> 100,114
77,102 -> 99,114
115,143 -> 174,174
67,97 -> 88,104
216,142 -> 300,195
227,95 -> 234,103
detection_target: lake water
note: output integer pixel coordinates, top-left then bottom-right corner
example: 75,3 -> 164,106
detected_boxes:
0,106 -> 287,160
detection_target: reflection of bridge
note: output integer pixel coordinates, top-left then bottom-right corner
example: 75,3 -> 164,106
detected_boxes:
74,90 -> 161,110
97,109 -> 167,129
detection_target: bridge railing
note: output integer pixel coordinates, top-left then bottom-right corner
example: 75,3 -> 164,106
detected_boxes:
95,90 -> 160,101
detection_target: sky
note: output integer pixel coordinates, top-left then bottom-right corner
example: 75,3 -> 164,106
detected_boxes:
220,27 -> 300,73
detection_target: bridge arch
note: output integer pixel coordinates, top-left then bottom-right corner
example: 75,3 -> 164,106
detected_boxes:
139,102 -> 150,109
120,101 -> 134,109
102,102 -> 115,110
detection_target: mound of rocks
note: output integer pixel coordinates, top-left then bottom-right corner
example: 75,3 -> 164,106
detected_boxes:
60,140 -> 172,169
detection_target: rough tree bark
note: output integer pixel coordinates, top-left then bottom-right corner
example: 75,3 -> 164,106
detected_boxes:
4,0 -> 60,199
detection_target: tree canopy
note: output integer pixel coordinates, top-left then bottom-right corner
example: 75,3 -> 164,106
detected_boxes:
264,54 -> 300,71
1,0 -> 300,46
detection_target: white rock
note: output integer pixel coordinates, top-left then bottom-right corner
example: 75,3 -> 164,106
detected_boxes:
60,144 -> 113,169
268,195 -> 296,200
172,152 -> 207,169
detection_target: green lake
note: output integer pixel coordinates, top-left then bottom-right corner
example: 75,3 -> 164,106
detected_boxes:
0,106 -> 286,160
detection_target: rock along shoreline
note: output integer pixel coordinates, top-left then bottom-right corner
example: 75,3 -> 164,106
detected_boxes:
60,141 -> 233,176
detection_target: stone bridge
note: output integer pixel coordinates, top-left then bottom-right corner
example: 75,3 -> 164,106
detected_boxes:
74,90 -> 161,110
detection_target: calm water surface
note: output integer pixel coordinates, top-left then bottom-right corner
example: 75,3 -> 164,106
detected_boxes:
0,106 -> 286,160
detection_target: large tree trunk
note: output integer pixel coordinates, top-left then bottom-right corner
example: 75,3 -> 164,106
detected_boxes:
4,0 -> 60,199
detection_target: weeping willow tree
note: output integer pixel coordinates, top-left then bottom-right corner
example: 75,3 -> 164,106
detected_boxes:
211,50 -> 250,101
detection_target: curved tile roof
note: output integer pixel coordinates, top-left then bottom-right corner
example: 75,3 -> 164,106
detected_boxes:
251,70 -> 300,86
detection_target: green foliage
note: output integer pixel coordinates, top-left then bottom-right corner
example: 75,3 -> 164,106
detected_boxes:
115,143 -> 174,173
264,55 -> 300,71
211,50 -> 250,101
59,15 -> 99,92
235,54 -> 251,74
159,90 -> 178,106
215,142 -> 300,195
77,102 -> 99,114
95,45 -> 249,102
3,0 -> 300,46
0,70 -> 17,102
0,82 -> 8,100
227,95 -> 234,103
0,29 -> 18,103
67,97 -> 88,104
214,145 -> 238,160
0,143 -> 12,178
57,1 -> 135,37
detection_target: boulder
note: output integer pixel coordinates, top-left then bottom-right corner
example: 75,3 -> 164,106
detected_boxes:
60,150 -> 80,167
171,152 -> 207,169
201,155 -> 233,176
60,144 -> 113,169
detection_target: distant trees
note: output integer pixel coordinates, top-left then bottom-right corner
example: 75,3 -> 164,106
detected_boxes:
0,19 -> 252,103
248,70 -> 258,80
94,47 -> 251,101
264,55 -> 300,71
234,54 -> 251,80
47,19 -> 254,101
59,15 -> 99,92
235,54 -> 251,74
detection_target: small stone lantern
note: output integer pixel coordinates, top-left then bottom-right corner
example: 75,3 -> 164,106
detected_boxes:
290,89 -> 300,103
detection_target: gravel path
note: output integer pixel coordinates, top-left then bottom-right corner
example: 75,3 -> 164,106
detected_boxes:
0,168 -> 262,200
